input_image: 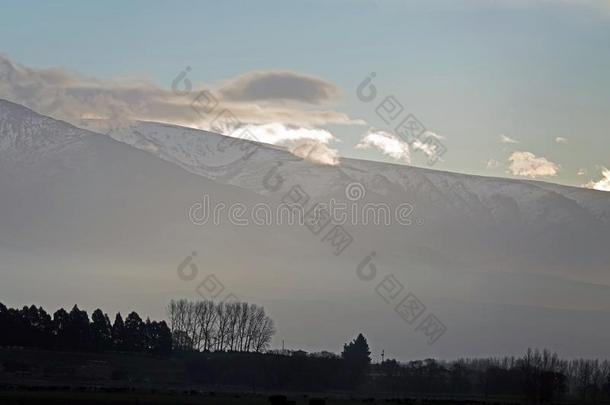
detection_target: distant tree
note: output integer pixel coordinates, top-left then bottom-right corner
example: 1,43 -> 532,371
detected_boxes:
145,320 -> 173,355
341,333 -> 371,387
0,302 -> 172,356
52,308 -> 70,349
167,299 -> 275,353
342,333 -> 371,366
379,359 -> 405,394
253,313 -> 275,352
0,303 -> 7,346
112,313 -> 126,350
91,309 -> 112,350
19,305 -> 52,348
172,330 -> 194,351
67,305 -> 91,350
312,351 -> 340,359
449,361 -> 472,394
124,311 -> 145,352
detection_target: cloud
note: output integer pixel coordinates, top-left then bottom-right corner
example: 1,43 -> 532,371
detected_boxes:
236,122 -> 334,145
584,167 -> 610,192
555,136 -> 568,144
290,139 -> 339,166
412,136 -> 445,162
217,71 -> 340,105
355,131 -> 411,163
0,54 -> 362,131
500,134 -> 518,144
508,151 -> 560,178
423,131 -> 445,140
238,123 -> 340,166
485,158 -> 501,169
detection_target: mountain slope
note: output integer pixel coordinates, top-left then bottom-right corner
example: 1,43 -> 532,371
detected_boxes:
96,119 -> 610,280
2,99 -> 610,359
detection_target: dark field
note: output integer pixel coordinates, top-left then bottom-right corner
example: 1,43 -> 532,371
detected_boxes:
0,390 -> 528,405
0,348 -> 535,405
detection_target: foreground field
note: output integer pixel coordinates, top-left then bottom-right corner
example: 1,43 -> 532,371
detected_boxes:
0,348 -> 572,404
0,389 -> 527,405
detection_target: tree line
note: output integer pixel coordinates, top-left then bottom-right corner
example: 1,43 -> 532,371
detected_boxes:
4,301 -> 610,402
183,345 -> 610,402
0,300 -> 276,356
166,299 -> 275,352
0,302 -> 173,354
373,348 -> 610,403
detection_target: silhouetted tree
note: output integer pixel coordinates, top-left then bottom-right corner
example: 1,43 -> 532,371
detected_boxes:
4,300 -> 608,400
166,299 -> 275,353
112,313 -> 126,351
52,308 -> 70,349
144,319 -> 173,355
67,305 -> 91,350
0,302 -> 173,356
19,305 -> 52,348
91,309 -> 112,350
341,333 -> 371,387
124,311 -> 145,352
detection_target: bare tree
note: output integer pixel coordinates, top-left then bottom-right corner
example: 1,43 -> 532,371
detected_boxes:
166,299 -> 275,353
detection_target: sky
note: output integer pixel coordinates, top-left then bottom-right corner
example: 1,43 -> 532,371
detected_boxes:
0,0 -> 609,189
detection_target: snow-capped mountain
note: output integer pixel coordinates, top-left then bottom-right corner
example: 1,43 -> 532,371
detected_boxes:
96,119 -> 610,227
2,98 -> 610,360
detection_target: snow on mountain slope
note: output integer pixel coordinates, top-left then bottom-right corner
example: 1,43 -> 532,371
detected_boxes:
81,118 -> 610,285
0,99 -> 90,167
98,119 -> 610,228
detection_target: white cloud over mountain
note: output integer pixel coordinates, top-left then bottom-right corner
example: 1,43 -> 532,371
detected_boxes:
237,123 -> 340,166
289,139 -> 340,166
355,130 -> 411,163
508,151 -> 560,178
585,167 -> 610,192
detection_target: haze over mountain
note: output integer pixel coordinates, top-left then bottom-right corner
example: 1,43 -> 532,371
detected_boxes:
2,98 -> 610,360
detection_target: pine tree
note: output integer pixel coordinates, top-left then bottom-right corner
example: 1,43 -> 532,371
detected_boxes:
112,313 -> 126,351
124,311 -> 145,352
91,309 -> 112,350
341,333 -> 371,387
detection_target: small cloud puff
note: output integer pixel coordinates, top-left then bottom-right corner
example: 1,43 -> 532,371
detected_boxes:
485,159 -> 501,169
500,134 -> 518,144
555,137 -> 568,144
